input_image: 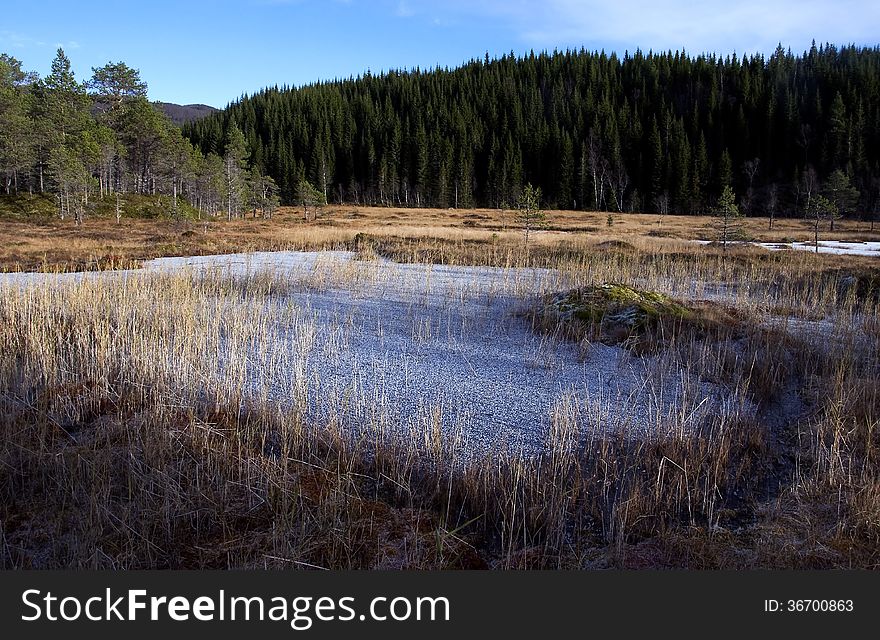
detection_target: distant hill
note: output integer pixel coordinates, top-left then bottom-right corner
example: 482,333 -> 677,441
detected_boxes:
156,102 -> 218,126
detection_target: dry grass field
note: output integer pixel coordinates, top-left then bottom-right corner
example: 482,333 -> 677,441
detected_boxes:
2,203 -> 879,272
1,203 -> 879,569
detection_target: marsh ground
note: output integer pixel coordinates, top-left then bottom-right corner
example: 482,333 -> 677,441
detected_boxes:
1,198 -> 879,272
0,203 -> 878,569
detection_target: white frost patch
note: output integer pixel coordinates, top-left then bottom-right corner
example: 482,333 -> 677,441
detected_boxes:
757,240 -> 880,257
690,239 -> 880,257
1,250 -> 755,455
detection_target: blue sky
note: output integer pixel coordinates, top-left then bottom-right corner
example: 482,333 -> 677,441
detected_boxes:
1,1 -> 878,107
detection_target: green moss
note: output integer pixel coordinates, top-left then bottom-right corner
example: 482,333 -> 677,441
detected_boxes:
0,194 -> 57,218
0,193 -> 200,221
537,283 -> 697,347
88,194 -> 200,220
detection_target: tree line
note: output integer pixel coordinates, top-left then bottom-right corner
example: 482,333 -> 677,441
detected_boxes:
0,49 -> 279,222
183,43 -> 880,221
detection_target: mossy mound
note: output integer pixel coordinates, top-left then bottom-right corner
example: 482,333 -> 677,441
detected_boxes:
535,283 -> 716,348
87,194 -> 201,220
0,194 -> 57,219
0,193 -> 200,221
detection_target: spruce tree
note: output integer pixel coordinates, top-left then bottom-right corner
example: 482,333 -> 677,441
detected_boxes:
180,46 -> 880,216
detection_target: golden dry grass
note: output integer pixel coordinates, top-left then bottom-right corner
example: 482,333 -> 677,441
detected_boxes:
1,203 -> 879,569
2,203 -> 879,272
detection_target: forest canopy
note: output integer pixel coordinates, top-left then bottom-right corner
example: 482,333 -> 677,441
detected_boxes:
3,44 -> 880,222
183,43 -> 880,219
0,48 -> 278,222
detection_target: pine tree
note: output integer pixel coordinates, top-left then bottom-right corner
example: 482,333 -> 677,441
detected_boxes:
255,172 -> 280,219
810,195 -> 838,252
40,48 -> 90,145
223,122 -> 250,220
711,186 -> 746,251
0,54 -> 34,194
516,183 -> 546,247
88,61 -> 147,112
296,178 -> 325,221
822,169 -> 858,229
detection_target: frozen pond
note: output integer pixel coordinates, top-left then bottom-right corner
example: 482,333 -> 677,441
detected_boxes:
1,251 -> 752,455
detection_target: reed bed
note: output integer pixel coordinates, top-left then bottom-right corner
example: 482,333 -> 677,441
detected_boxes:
0,238 -> 878,569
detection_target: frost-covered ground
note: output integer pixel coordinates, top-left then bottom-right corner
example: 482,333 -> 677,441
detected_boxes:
691,239 -> 880,257
1,251 -> 753,455
757,240 -> 880,257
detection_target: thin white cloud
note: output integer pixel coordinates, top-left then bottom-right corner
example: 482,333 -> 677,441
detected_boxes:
1,30 -> 82,52
387,0 -> 880,54
0,30 -> 47,49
